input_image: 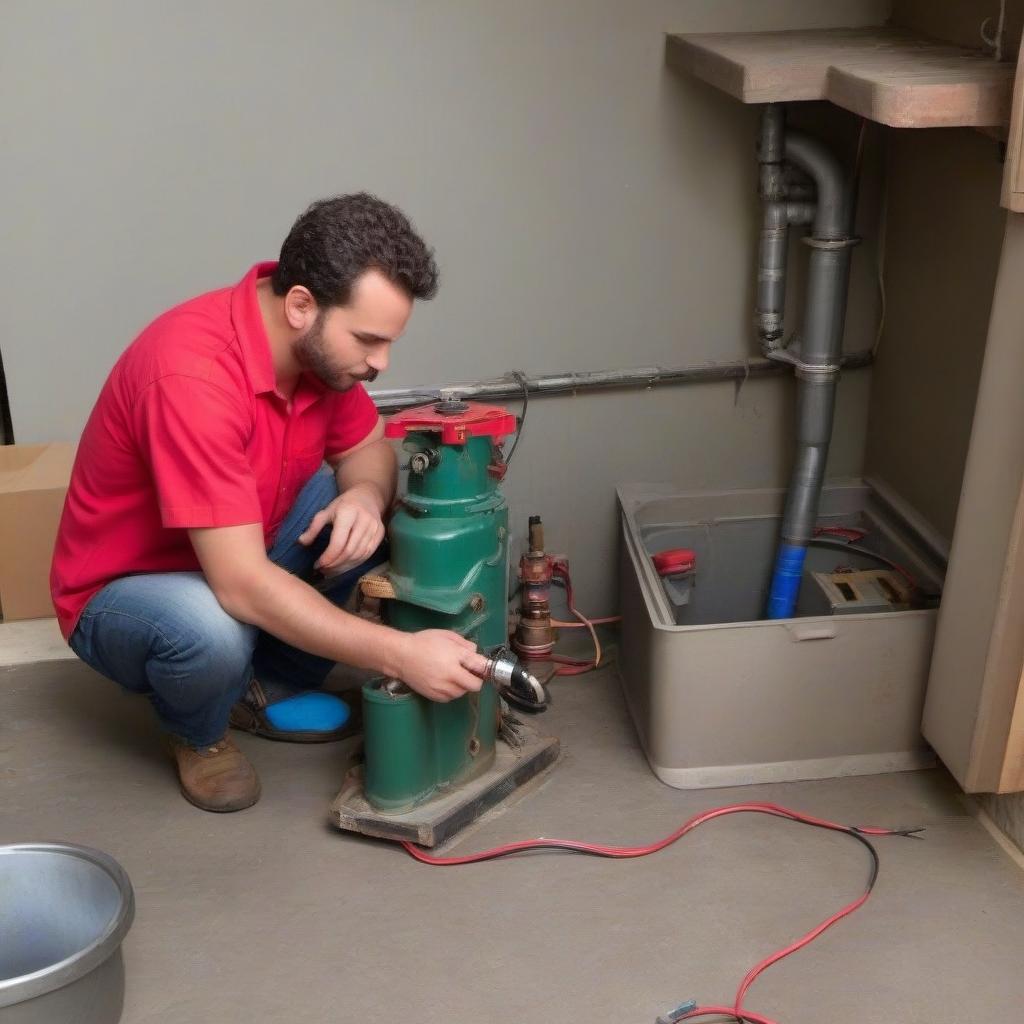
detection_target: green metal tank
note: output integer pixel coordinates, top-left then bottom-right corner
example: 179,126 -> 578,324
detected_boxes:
362,399 -> 517,811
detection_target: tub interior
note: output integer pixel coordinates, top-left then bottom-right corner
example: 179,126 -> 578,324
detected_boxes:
0,850 -> 121,981
640,506 -> 944,626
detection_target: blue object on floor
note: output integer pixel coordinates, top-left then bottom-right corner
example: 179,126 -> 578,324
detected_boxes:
264,691 -> 352,733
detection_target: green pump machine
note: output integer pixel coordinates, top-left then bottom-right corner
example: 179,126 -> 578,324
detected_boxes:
330,396 -> 559,847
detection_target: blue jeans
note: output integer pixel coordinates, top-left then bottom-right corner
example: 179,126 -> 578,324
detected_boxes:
70,467 -> 386,746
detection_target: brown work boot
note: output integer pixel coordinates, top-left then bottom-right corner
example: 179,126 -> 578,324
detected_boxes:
168,735 -> 261,813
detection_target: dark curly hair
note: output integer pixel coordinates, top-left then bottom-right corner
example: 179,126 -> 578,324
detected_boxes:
271,193 -> 438,307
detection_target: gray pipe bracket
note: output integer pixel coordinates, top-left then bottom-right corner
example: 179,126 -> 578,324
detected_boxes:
765,347 -> 842,382
801,235 -> 861,251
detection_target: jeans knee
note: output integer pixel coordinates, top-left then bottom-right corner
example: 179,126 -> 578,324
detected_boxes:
171,617 -> 255,687
151,603 -> 257,711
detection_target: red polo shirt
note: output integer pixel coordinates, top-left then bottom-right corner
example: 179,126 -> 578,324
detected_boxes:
50,262 -> 378,640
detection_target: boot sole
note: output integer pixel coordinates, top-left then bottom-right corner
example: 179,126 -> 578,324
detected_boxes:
179,781 -> 262,813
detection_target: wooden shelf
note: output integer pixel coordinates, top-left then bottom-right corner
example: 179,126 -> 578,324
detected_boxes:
667,26 -> 1014,128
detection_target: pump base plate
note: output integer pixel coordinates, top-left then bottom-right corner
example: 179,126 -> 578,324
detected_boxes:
329,727 -> 560,847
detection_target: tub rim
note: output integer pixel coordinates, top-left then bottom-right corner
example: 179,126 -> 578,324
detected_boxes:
0,842 -> 135,1008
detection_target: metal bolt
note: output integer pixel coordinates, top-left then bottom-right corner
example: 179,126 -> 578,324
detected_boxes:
469,594 -> 485,612
409,452 -> 431,474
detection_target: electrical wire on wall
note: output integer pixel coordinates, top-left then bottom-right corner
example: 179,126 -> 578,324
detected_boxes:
873,173 -> 888,357
981,0 -> 1008,62
849,115 -> 888,359
503,369 -> 529,467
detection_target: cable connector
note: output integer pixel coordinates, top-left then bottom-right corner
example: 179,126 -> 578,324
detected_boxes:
891,826 -> 926,840
850,825 -> 926,840
655,999 -> 697,1024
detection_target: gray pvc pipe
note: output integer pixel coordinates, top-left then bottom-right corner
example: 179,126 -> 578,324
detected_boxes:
756,105 -> 788,347
368,352 -> 873,413
776,130 -> 855,547
755,106 -> 815,350
785,133 -> 851,240
756,200 -> 816,348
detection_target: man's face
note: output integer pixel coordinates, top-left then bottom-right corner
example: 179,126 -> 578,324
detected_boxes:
294,270 -> 412,392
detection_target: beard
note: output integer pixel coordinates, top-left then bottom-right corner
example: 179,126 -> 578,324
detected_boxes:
294,313 -> 378,392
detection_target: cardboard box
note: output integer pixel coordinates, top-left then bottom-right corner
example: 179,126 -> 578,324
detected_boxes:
0,443 -> 76,621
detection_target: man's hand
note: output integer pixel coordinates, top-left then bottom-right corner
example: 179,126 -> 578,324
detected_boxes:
298,484 -> 385,576
394,630 -> 490,702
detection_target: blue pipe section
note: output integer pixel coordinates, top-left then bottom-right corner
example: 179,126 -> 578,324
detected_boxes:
766,543 -> 807,619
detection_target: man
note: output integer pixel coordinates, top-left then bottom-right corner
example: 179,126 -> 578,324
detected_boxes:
51,193 -> 488,813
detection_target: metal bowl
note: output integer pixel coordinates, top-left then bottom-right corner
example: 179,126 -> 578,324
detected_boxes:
0,844 -> 134,1024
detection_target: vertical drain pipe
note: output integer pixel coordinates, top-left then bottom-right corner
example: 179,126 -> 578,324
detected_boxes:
761,112 -> 858,619
755,106 -> 816,353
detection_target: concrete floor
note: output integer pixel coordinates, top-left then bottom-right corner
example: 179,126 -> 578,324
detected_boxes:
3,656 -> 1024,1024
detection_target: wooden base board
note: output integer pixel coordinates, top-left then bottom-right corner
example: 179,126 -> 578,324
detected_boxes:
329,728 -> 560,847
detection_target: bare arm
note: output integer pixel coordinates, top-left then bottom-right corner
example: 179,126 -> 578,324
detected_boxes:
330,416 -> 396,515
298,417 -> 397,575
188,522 -> 487,701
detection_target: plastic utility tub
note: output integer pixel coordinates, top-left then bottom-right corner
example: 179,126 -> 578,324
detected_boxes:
0,844 -> 134,1024
617,480 -> 945,789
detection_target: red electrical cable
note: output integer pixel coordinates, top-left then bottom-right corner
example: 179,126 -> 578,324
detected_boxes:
681,1006 -> 777,1024
551,616 -> 622,628
550,662 -> 595,676
550,652 -> 595,676
814,526 -> 867,543
550,563 -> 603,676
811,528 -> 919,591
399,802 -> 922,1023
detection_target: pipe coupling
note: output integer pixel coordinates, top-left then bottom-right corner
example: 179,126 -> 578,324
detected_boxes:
802,235 -> 861,251
759,163 -> 787,202
755,310 -> 783,342
795,362 -> 842,383
786,202 -> 816,225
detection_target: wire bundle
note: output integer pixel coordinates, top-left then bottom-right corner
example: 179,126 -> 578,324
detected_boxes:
400,801 -> 923,1023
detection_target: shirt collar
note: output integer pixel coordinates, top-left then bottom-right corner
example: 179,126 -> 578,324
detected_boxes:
230,261 -> 332,410
231,261 -> 281,396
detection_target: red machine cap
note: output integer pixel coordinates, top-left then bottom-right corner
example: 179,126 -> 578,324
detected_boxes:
385,401 -> 518,445
652,548 -> 696,577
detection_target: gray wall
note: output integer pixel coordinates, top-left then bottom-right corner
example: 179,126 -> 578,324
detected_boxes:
863,128 -> 1005,541
0,0 -> 889,612
878,0 -> 1024,847
863,0 -> 1019,542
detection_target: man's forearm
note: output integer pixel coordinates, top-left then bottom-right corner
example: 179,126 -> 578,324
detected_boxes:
334,438 -> 397,514
189,519 -> 489,703
223,559 -> 407,676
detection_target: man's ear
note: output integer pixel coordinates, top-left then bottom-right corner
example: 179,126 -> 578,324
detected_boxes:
283,286 -> 318,331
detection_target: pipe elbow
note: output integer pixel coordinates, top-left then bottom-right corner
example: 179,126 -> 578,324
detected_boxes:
784,133 -> 851,238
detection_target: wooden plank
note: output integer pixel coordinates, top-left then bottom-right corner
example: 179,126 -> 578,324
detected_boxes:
667,27 -> 1014,128
998,673 -> 1024,792
329,730 -> 560,847
1001,29 -> 1024,211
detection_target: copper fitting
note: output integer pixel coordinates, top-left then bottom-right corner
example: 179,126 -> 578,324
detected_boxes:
513,515 -> 557,659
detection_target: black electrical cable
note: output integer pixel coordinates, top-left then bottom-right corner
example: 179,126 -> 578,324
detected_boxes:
0,344 -> 14,444
808,536 -> 943,602
808,536 -> 923,581
503,370 -> 529,468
